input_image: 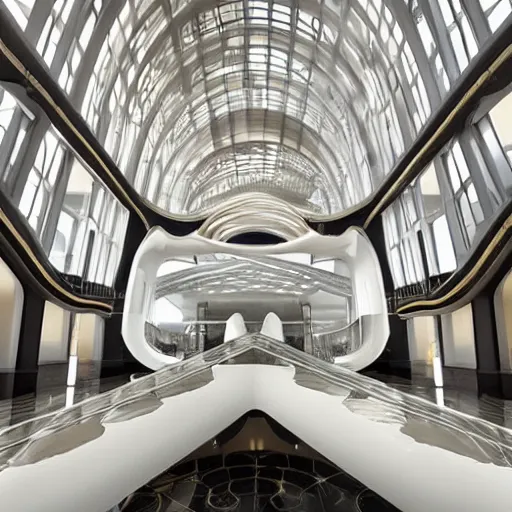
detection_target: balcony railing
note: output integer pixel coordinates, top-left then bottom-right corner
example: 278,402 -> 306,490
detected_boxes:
387,273 -> 452,312
59,273 -> 120,301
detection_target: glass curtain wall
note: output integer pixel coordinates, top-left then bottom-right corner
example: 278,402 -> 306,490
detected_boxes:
0,83 -> 128,286
383,86 -> 512,288
48,159 -> 129,286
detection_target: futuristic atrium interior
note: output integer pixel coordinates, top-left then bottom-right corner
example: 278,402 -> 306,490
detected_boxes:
0,0 -> 512,510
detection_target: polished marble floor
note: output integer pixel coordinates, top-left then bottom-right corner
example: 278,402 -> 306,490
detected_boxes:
1,365 -> 511,431
0,364 -> 129,429
366,371 -> 512,429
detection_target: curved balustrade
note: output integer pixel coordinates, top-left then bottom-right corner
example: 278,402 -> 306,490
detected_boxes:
60,273 -> 119,301
312,318 -> 362,363
387,272 -> 456,314
144,318 -> 361,364
143,323 -> 186,360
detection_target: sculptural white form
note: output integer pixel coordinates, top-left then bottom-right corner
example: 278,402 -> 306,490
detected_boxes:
122,225 -> 389,371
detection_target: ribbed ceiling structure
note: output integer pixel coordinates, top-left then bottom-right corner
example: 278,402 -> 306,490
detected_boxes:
83,0 -> 417,217
155,255 -> 352,297
5,0 -> 444,219
12,0 -> 487,222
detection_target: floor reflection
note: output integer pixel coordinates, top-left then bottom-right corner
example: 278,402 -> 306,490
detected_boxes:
365,371 -> 512,429
1,365 -> 512,431
0,366 -> 129,429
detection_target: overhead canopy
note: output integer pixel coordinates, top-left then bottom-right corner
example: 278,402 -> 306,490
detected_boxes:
82,0 -> 421,216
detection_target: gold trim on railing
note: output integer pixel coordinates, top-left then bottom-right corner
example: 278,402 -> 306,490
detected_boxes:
0,40 -> 150,231
396,215 -> 511,313
0,209 -> 113,311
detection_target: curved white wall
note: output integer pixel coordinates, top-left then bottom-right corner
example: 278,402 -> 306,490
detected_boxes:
122,227 -> 389,371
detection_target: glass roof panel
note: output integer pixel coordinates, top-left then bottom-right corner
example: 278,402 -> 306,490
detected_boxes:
1,0 -> 498,218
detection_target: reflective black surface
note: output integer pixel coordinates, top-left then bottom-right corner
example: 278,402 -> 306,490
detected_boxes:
0,364 -> 129,429
1,360 -> 512,430
365,370 -> 512,429
120,451 -> 400,511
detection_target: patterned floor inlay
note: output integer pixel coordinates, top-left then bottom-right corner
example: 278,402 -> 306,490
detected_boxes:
119,451 -> 401,511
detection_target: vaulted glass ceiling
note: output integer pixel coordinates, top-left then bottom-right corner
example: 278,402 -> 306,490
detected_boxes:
3,0 -> 507,218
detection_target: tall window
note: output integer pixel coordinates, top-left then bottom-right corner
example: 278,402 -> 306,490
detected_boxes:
439,0 -> 479,72
418,163 -> 457,274
442,140 -> 484,246
58,1 -> 103,93
48,158 -> 128,286
406,0 -> 450,94
487,89 -> 512,167
18,129 -> 64,235
383,195 -> 425,288
2,0 -> 35,30
479,0 -> 512,32
36,0 -> 76,66
0,87 -> 32,184
384,158 -> 464,288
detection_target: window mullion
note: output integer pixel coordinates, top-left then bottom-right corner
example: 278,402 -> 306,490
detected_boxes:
41,150 -> 73,254
477,116 -> 512,199
420,0 -> 460,83
458,132 -> 495,218
10,116 -> 49,206
387,0 -> 441,107
460,0 -> 492,46
70,2 -> 123,106
435,157 -> 466,261
24,0 -> 53,45
49,0 -> 87,76
0,107 -> 21,179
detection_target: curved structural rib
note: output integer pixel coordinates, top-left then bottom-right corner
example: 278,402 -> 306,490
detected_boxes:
0,202 -> 113,315
396,211 -> 512,317
122,226 -> 389,371
196,192 -> 311,241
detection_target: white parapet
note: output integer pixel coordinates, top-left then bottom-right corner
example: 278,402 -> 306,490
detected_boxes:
224,312 -> 248,342
260,312 -> 284,342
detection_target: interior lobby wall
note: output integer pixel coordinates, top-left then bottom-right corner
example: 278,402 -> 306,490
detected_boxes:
76,314 -> 105,362
494,269 -> 512,371
408,316 -> 436,362
0,258 -> 24,371
39,302 -> 70,364
441,304 -> 477,369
